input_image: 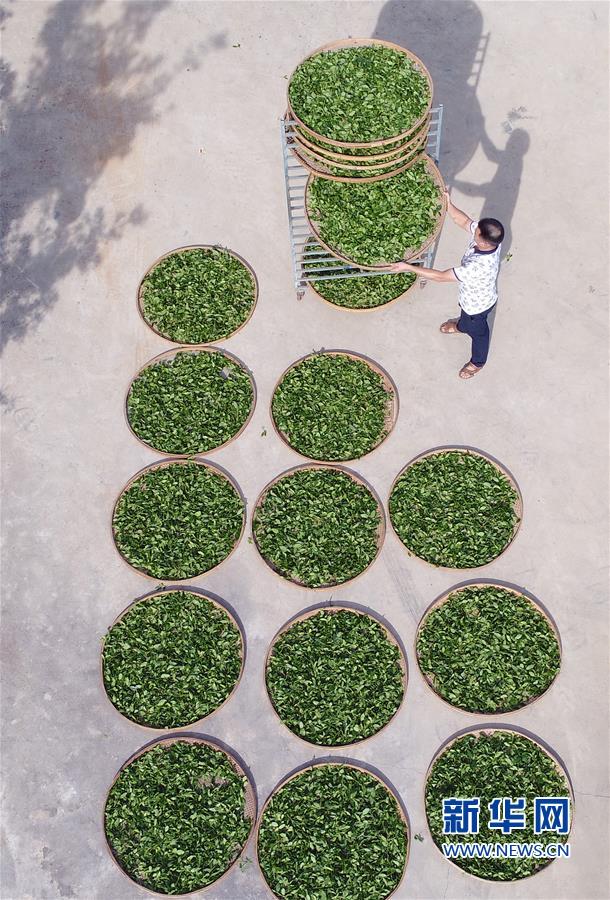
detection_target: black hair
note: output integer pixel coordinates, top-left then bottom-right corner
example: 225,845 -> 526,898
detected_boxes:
478,218 -> 505,246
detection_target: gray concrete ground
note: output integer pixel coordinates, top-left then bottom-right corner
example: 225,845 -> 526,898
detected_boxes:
1,2 -> 608,898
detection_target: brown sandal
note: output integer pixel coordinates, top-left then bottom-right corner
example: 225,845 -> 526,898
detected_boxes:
459,362 -> 483,379
440,319 -> 460,334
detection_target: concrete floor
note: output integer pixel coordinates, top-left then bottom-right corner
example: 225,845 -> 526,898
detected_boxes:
1,2 -> 608,898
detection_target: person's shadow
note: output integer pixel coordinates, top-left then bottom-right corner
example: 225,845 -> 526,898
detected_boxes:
373,0 -> 491,187
451,127 -> 530,340
373,1 -> 530,347
453,128 -> 530,257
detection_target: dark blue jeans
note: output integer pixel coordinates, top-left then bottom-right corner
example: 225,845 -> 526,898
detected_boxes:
457,304 -> 496,367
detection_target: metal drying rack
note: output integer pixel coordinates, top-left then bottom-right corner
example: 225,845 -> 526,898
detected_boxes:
281,105 -> 444,299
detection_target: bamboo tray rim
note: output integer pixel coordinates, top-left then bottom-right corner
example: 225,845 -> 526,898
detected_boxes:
293,114 -> 430,163
388,445 -> 523,571
137,244 -> 258,346
103,734 -> 257,897
110,457 -> 246,582
269,349 -> 398,462
414,581 -> 562,716
124,345 -> 256,457
292,125 -> 428,171
292,140 -> 426,184
287,37 -> 433,149
100,587 -> 246,731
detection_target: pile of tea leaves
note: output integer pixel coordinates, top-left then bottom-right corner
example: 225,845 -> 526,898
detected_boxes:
417,586 -> 560,712
253,467 -> 381,587
127,350 -> 254,455
139,247 -> 256,343
307,162 -> 442,266
267,609 -> 404,744
113,462 -> 244,580
105,740 -> 252,894
389,451 -> 519,568
258,764 -> 408,899
272,352 -> 392,460
303,241 -> 416,309
103,591 -> 243,728
289,45 -> 430,142
426,731 -> 571,880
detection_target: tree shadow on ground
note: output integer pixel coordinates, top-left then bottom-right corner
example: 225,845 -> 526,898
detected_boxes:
0,1 -> 227,359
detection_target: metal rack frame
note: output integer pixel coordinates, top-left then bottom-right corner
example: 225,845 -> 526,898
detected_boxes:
281,105 -> 444,299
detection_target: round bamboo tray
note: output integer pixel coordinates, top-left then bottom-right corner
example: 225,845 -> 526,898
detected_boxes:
251,462 -> 386,590
287,37 -> 433,149
104,735 -> 257,897
306,258 -> 420,313
415,582 -> 561,716
291,138 -> 427,184
124,346 -> 256,457
270,350 -> 398,462
291,120 -> 428,170
264,604 -> 407,749
137,245 -> 258,346
293,115 -> 430,164
255,759 -> 410,900
388,446 -> 523,571
292,138 -> 424,174
101,587 -> 245,731
305,156 -> 447,270
111,458 -> 246,582
424,727 -> 573,884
